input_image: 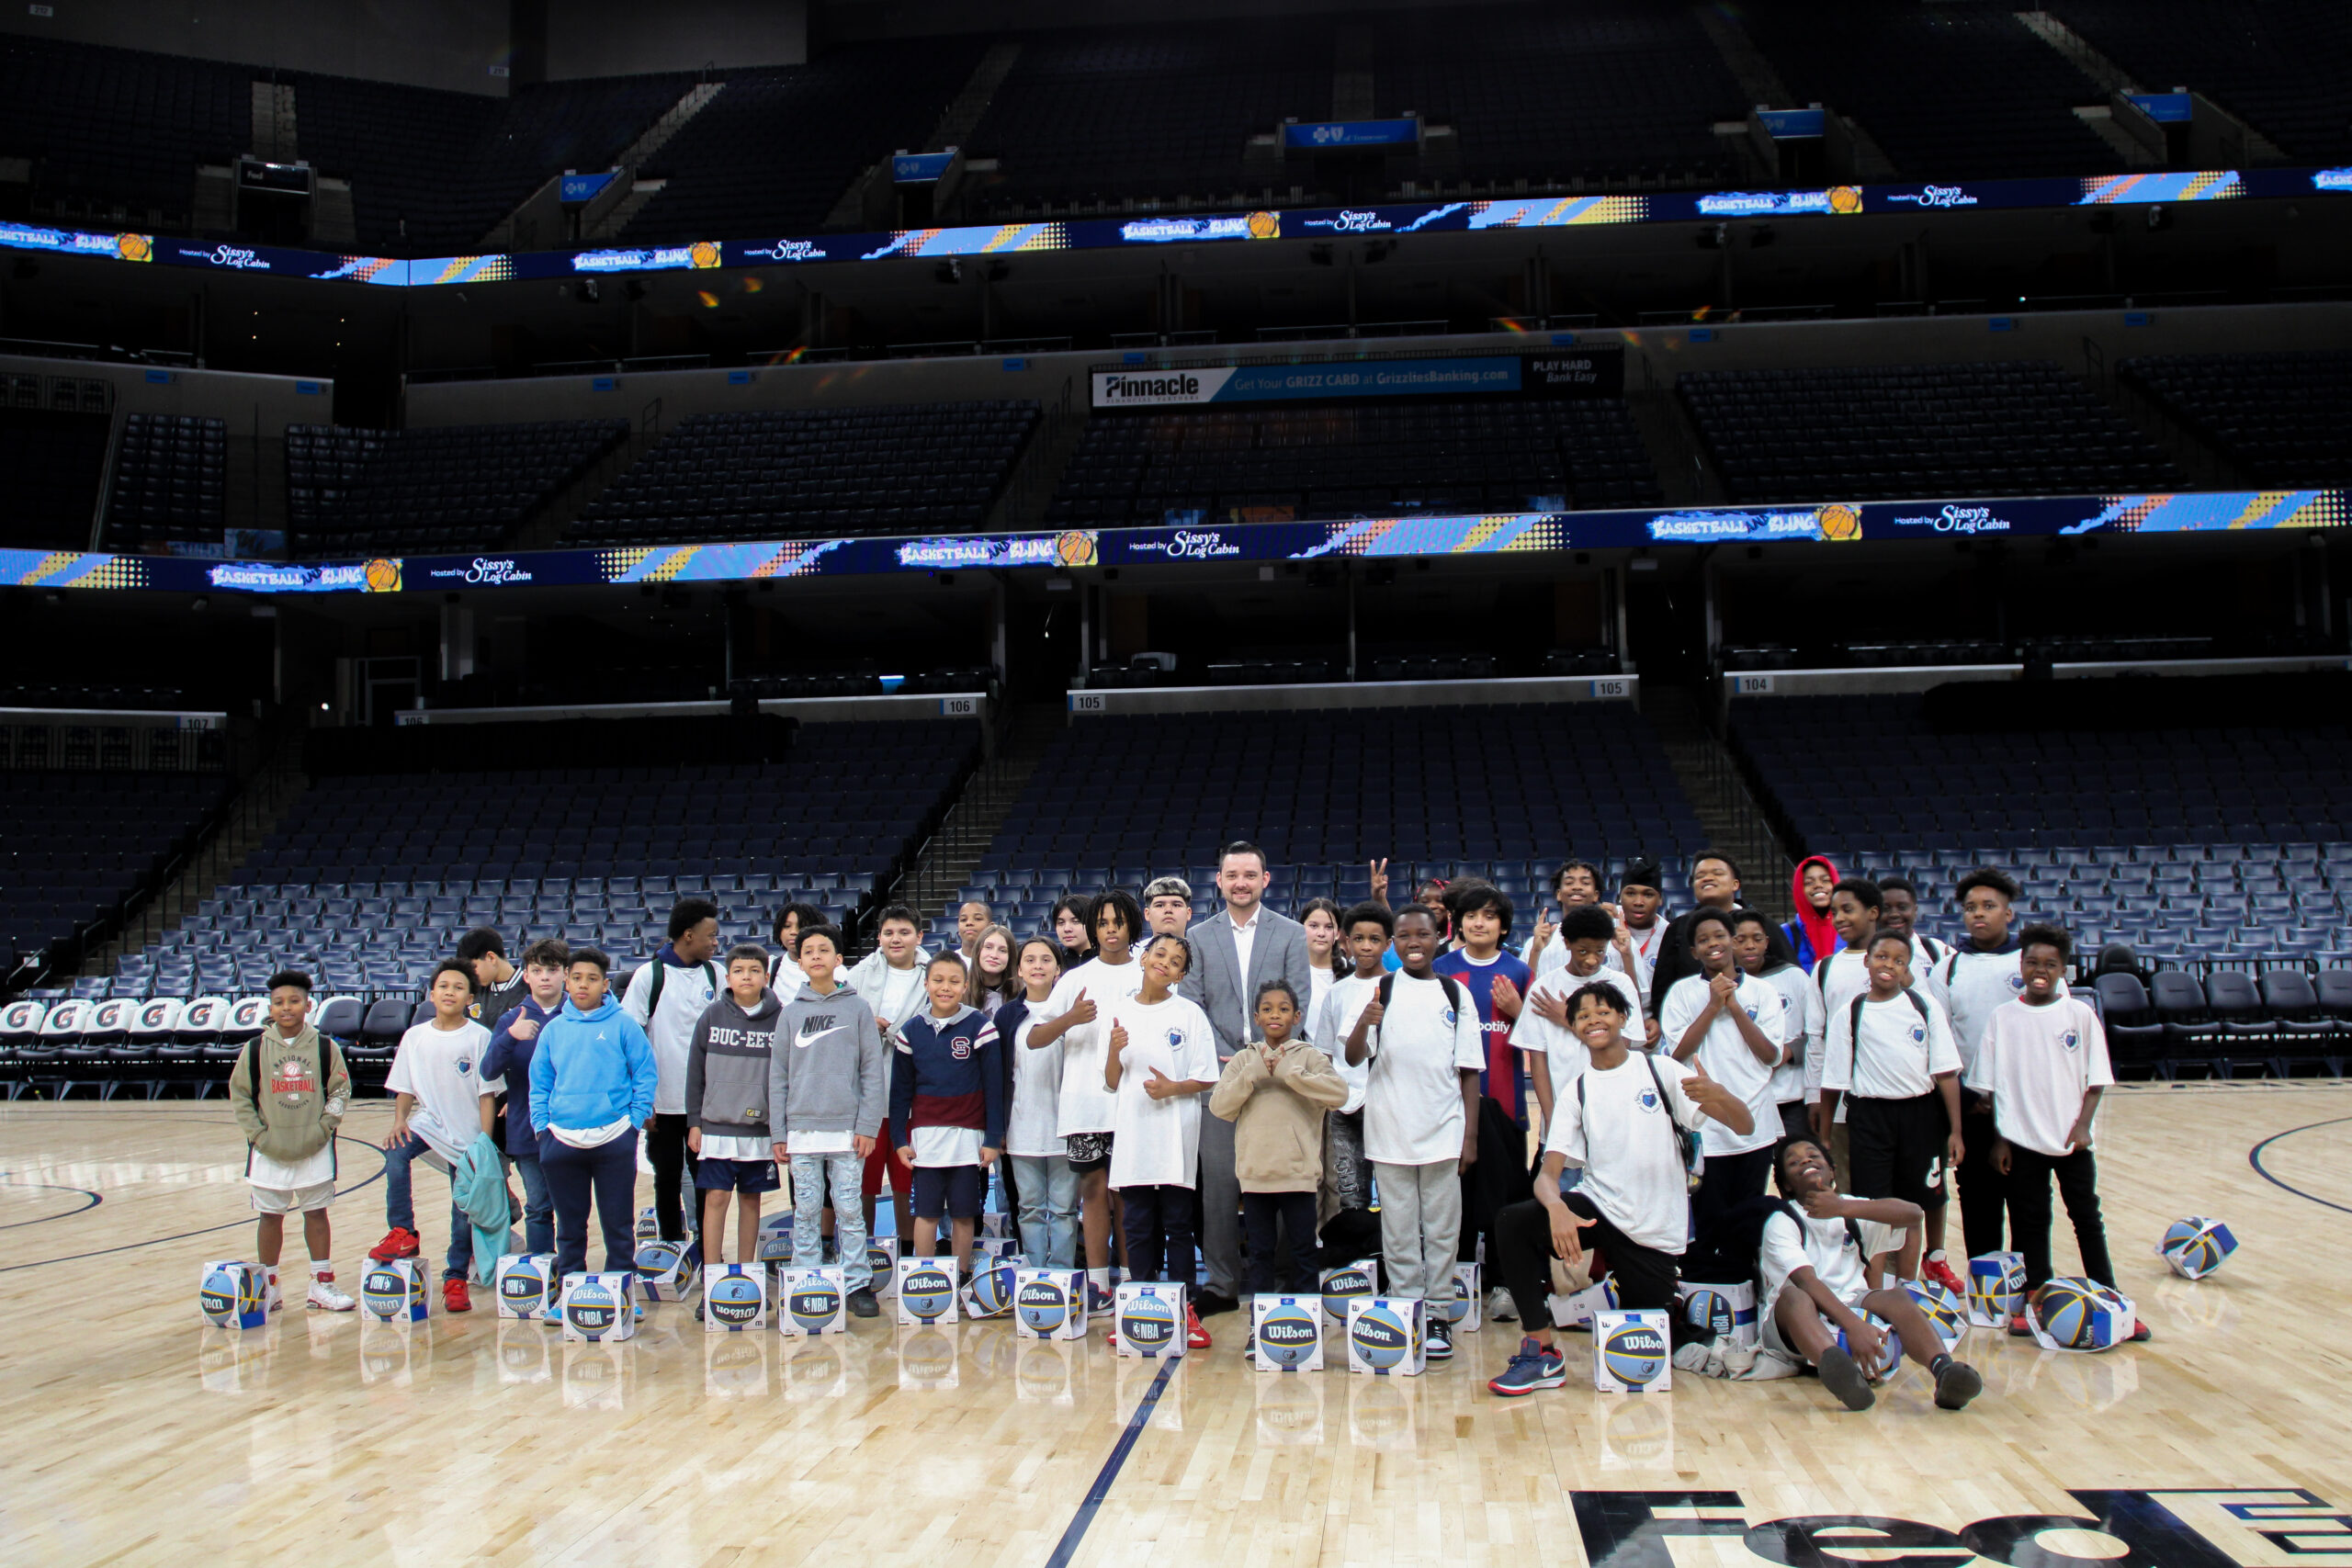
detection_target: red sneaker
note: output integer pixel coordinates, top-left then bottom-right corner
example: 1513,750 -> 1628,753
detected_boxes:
2007,1314 -> 2034,1337
1923,1257 -> 1967,1300
442,1278 -> 471,1314
368,1226 -> 420,1262
1185,1303 -> 1212,1350
2128,1319 -> 2154,1343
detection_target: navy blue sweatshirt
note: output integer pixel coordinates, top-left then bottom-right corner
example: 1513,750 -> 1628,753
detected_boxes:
481,997 -> 558,1156
889,1005 -> 1005,1154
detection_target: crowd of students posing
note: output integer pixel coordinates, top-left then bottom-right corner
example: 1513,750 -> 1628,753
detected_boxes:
224,841 -> 2137,1412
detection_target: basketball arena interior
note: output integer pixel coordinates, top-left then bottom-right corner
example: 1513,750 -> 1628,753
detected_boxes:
0,1 -> 2348,1562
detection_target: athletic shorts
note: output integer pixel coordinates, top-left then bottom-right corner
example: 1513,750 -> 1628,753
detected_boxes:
1762,1282 -> 1872,1359
250,1180 -> 335,1214
695,1156 -> 781,1194
862,1136 -> 913,1198
1065,1131 -> 1114,1174
911,1164 -> 982,1221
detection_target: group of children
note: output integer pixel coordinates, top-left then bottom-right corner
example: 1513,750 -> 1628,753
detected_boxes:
226,855 -> 2133,1408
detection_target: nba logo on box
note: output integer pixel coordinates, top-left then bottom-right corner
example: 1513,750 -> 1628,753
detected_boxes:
1252,1293 -> 1325,1372
198,1259 -> 266,1329
560,1270 -> 637,1343
1114,1281 -> 1185,1358
1595,1308 -> 1671,1393
897,1257 -> 960,1325
776,1265 -> 846,1336
1013,1268 -> 1087,1340
361,1258 -> 428,1324
1345,1296 -> 1424,1377
702,1263 -> 767,1334
493,1253 -> 557,1319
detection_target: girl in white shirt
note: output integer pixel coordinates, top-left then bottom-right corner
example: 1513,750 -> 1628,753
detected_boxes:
1104,932 -> 1219,1350
1001,937 -> 1079,1269
1299,897 -> 1343,1044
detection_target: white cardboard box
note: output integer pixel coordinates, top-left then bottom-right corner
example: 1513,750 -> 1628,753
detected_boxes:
492,1253 -> 558,1320
702,1262 -> 767,1333
775,1264 -> 848,1336
1593,1307 -> 1672,1393
895,1256 -> 961,1325
1250,1292 -> 1326,1372
1113,1280 -> 1187,1359
559,1270 -> 638,1343
1012,1267 -> 1088,1341
1344,1295 -> 1425,1377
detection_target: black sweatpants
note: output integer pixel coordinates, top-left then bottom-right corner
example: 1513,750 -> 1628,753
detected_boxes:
1495,1193 -> 1701,1346
539,1128 -> 639,1279
1118,1182 -> 1197,1287
2005,1145 -> 2114,1291
644,1111 -> 702,1258
1954,1089 -> 2008,1257
1692,1145 -> 1774,1235
1847,1091 -> 1946,1213
1241,1190 -> 1318,1294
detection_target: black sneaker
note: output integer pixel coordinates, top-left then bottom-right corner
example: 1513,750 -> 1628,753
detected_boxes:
693,1299 -> 707,1324
1818,1345 -> 1876,1411
1194,1290 -> 1240,1317
846,1287 -> 880,1318
1424,1317 -> 1453,1360
1934,1359 -> 1983,1410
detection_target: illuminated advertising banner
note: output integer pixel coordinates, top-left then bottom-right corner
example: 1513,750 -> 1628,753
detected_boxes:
1282,119 -> 1419,150
4,167 -> 2338,288
1090,351 -> 1621,410
4,491 -> 2338,598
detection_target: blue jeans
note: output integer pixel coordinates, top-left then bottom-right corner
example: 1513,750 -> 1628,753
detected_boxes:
792,1152 -> 870,1291
1010,1153 -> 1079,1268
382,1132 -> 470,1282
510,1150 -> 555,1256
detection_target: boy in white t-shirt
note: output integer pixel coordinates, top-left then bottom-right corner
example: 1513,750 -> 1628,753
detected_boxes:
1487,981 -> 1753,1396
370,959 -> 501,1313
1968,924 -> 2149,1342
1659,908 -> 1785,1232
1105,931 -> 1219,1348
1028,889 -> 1149,1308
227,969 -> 355,1313
1820,931 -> 1963,1236
1346,906 -> 1486,1360
1763,1136 -> 1982,1412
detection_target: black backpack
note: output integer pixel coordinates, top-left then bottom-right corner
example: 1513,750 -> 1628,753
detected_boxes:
1373,970 -> 1468,1033
1573,1047 -> 1700,1189
1847,987 -> 1933,1066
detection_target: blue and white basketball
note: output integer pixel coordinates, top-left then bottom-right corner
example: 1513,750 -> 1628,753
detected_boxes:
360,1264 -> 413,1321
1966,1252 -> 2027,1323
1836,1314 -> 1906,1377
786,1275 -> 843,1332
198,1266 -> 243,1327
1118,1290 -> 1179,1351
965,1263 -> 1018,1318
1320,1261 -> 1375,1321
706,1271 -> 765,1329
634,1239 -> 689,1280
1681,1285 -> 1736,1341
1256,1300 -> 1322,1368
1016,1275 -> 1072,1334
563,1277 -> 620,1337
1600,1318 -> 1669,1387
899,1262 -> 957,1323
2159,1215 -> 2239,1280
2030,1278 -> 2131,1351
865,1242 -> 897,1283
1436,1271 -> 1472,1326
498,1257 -> 550,1313
1349,1303 -> 1412,1370
635,1206 -> 661,1240
1902,1279 -> 1968,1354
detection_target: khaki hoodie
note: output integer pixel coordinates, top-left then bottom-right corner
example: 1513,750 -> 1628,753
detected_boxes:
229,1024 -> 351,1168
1208,1040 -> 1348,1194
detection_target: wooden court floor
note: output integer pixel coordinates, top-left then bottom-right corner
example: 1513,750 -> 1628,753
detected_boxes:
1,1084 -> 2348,1568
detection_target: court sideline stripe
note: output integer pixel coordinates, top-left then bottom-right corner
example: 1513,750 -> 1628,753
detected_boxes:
0,1175 -> 104,1228
2247,1114 -> 2352,1216
0,1135 -> 389,1272
1043,1355 -> 1179,1568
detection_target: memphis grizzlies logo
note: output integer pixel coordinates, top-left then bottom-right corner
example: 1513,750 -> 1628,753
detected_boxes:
1908,1024 -> 1928,1044
1166,1028 -> 1184,1049
2061,1029 -> 2082,1052
1442,1008 -> 1457,1028
2007,973 -> 2027,991
1745,1004 -> 1760,1021
456,1057 -> 472,1077
1635,1089 -> 1661,1112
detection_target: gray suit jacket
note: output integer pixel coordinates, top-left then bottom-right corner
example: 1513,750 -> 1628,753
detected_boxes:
1182,906 -> 1313,1060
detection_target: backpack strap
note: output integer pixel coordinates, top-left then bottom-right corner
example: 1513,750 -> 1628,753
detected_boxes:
1849,988 -> 1935,1067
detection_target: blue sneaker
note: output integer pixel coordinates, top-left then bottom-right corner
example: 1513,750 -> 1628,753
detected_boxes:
540,1301 -> 561,1325
632,1300 -> 645,1324
1085,1282 -> 1114,1314
1487,1336 -> 1568,1397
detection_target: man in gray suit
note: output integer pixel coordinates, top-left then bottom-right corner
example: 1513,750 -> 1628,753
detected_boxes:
1181,839 -> 1313,1314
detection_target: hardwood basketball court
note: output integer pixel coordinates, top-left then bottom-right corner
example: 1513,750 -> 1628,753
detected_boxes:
3,1083 -> 2346,1567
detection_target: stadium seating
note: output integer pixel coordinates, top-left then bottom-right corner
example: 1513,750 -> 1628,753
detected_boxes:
0,682 -> 198,711
1374,1 -> 1744,190
619,44 -> 986,243
1679,362 -> 2181,503
568,402 -> 1037,544
286,419 -> 627,555
0,409 -> 111,551
104,413 -> 227,550
1732,692 -> 2352,974
951,704 -> 1704,944
2120,352 -> 2352,488
111,723 -> 977,1033
1046,398 -> 1661,526
0,37 -> 247,225
1737,0 -> 2121,180
2048,0 -> 2352,164
966,22 -> 1330,216
0,771 -> 229,984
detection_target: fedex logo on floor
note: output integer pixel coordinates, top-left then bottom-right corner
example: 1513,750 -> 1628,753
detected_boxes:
1572,1488 -> 2349,1568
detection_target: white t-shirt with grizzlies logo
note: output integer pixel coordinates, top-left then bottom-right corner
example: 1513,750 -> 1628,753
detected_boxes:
1543,1052 -> 1710,1254
1362,972 -> 1487,1167
1105,992 -> 1218,1189
1657,971 -> 1785,1157
1966,996 -> 2113,1158
386,1019 -> 499,1163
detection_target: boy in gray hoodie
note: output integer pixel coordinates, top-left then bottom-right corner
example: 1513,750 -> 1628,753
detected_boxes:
767,923 -> 888,1317
685,944 -> 786,1295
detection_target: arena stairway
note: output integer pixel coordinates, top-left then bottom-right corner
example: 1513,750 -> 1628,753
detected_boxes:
895,704 -> 1062,926
1644,682 -> 1792,922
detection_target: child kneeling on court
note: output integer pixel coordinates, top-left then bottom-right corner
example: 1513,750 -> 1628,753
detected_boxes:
1209,979 -> 1348,1340
1106,932 -> 1219,1348
770,924 -> 888,1317
530,948 -> 658,1314
685,942 -> 784,1321
1762,1136 -> 1983,1411
229,968 -> 355,1312
891,953 -> 1005,1297
1487,982 -> 1752,1397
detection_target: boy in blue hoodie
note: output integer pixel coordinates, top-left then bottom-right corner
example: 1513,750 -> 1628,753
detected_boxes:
891,953 -> 1005,1293
531,947 -> 659,1292
481,937 -> 567,1256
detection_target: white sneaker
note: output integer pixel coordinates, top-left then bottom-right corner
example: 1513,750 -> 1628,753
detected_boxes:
1485,1286 -> 1518,1323
306,1279 -> 356,1313
264,1282 -> 284,1314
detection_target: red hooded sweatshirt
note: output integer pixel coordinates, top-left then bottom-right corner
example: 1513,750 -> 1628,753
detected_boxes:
1784,854 -> 1840,969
